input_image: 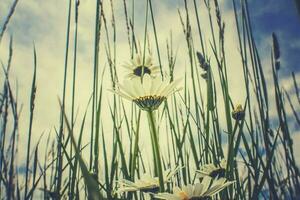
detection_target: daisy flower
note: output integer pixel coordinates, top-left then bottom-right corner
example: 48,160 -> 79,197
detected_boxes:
114,74 -> 181,111
196,159 -> 227,179
116,167 -> 180,194
232,104 -> 245,121
154,176 -> 234,200
123,54 -> 160,79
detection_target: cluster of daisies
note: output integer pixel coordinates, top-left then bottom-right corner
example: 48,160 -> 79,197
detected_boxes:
112,54 -> 235,199
116,159 -> 233,200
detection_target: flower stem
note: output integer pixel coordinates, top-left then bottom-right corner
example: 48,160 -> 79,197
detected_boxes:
147,110 -> 165,192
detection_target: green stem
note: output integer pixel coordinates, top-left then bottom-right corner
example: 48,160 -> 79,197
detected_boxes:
147,110 -> 165,192
130,110 -> 141,179
226,121 -> 239,178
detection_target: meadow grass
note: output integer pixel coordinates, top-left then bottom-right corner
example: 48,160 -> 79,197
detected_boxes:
0,0 -> 300,199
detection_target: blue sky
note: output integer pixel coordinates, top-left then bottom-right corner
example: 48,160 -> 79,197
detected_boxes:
247,0 -> 300,75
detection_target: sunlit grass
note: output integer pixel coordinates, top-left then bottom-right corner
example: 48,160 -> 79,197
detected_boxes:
0,0 -> 300,199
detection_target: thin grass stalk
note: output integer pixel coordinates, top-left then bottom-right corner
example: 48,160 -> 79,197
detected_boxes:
292,72 -> 300,103
24,46 -> 37,199
93,71 -> 104,183
170,96 -> 187,184
237,1 -> 269,197
68,0 -> 80,198
148,0 -> 163,79
90,0 -> 102,170
271,53 -> 300,197
204,0 -> 217,53
110,0 -> 118,83
31,144 -> 39,200
56,0 -> 72,196
232,0 -> 255,140
101,124 -> 118,199
0,0 -> 19,43
102,5 -> 115,87
243,0 -> 280,197
7,95 -> 17,200
0,36 -> 13,195
193,0 -> 206,56
109,105 -> 129,179
130,110 -> 141,180
182,0 -> 204,163
42,133 -> 51,199
62,106 -> 103,200
141,0 -> 149,82
122,0 -> 132,53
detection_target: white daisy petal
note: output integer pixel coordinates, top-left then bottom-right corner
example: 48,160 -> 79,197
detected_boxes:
142,74 -> 152,95
117,82 -> 136,99
200,176 -> 212,195
113,90 -> 133,101
196,159 -> 227,178
113,74 -> 181,111
155,176 -> 233,199
193,183 -> 203,196
123,54 -> 161,79
184,184 -> 193,197
145,56 -> 152,66
115,167 -> 178,194
129,78 -> 144,97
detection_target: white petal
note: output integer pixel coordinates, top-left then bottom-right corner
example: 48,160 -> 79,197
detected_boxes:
156,81 -> 169,96
200,176 -> 212,195
142,74 -> 152,95
145,56 -> 152,66
155,193 -> 180,200
160,82 -> 176,97
121,80 -> 138,98
193,182 -> 203,196
205,182 -> 232,196
184,184 -> 193,197
135,55 -> 142,66
173,187 -> 182,194
220,159 -> 227,168
162,78 -> 182,96
151,66 -> 160,71
122,62 -> 134,69
131,78 -> 144,97
113,90 -> 133,101
165,167 -> 180,180
150,76 -> 163,95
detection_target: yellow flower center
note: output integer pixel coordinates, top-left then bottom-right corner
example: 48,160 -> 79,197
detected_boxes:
133,95 -> 166,111
235,104 -> 243,112
178,191 -> 190,200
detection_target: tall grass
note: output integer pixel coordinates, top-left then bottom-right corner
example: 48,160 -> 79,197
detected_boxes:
0,0 -> 300,199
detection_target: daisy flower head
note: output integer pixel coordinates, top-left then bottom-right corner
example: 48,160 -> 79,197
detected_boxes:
116,167 -> 180,194
232,104 -> 245,121
123,54 -> 160,79
196,159 -> 227,179
114,74 -> 181,111
154,176 -> 234,200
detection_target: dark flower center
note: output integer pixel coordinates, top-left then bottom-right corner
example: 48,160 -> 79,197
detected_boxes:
133,66 -> 151,77
140,186 -> 159,193
232,111 -> 245,121
209,168 -> 226,178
